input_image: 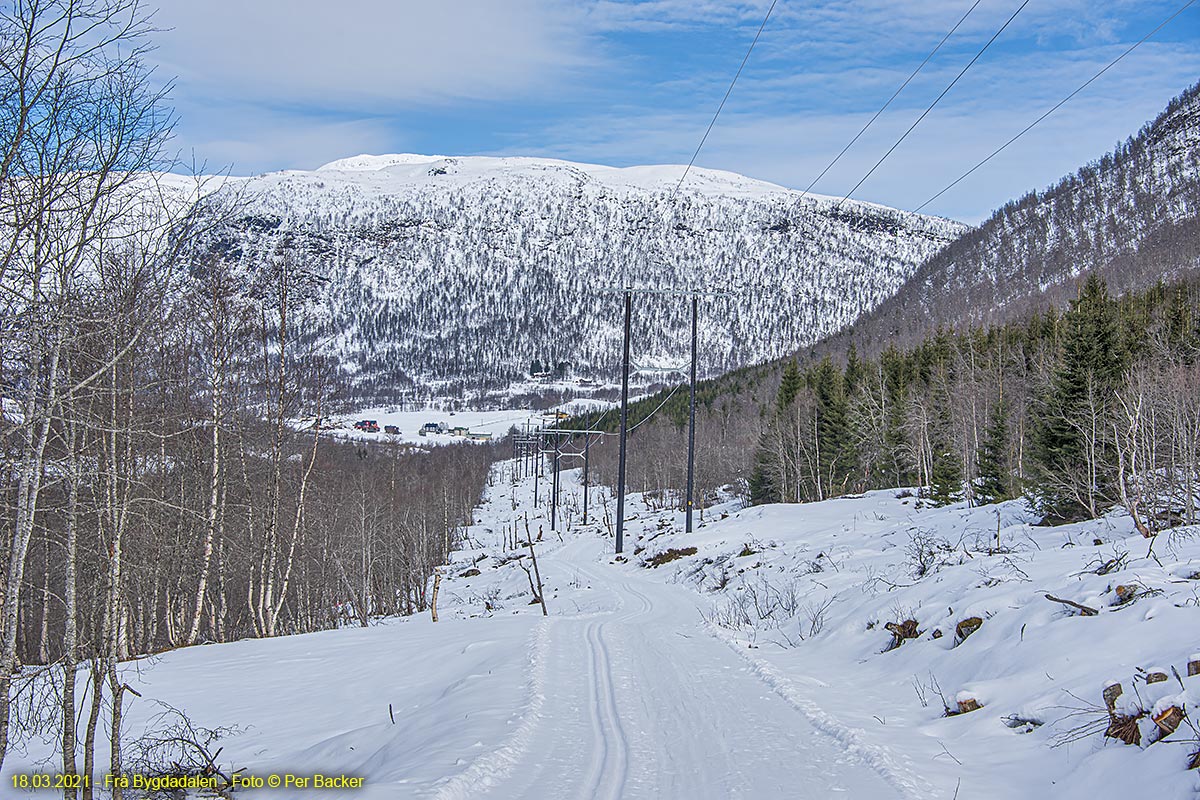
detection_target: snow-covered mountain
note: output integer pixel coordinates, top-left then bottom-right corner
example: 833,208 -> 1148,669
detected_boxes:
200,155 -> 965,401
841,79 -> 1200,350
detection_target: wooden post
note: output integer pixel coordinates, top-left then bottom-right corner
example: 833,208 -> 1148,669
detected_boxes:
526,536 -> 548,617
430,570 -> 441,623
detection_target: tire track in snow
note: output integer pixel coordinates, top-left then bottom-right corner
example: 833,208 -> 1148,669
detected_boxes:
706,622 -> 924,800
429,617 -> 551,800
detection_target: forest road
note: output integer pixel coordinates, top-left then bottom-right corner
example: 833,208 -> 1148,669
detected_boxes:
474,536 -> 904,800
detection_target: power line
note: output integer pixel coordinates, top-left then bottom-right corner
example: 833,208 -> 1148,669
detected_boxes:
671,0 -> 779,198
915,0 -> 1198,213
835,0 -> 1032,209
801,0 -> 984,199
628,383 -> 684,433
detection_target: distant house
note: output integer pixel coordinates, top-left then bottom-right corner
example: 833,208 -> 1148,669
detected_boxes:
353,419 -> 380,433
451,426 -> 469,437
467,431 -> 493,441
384,425 -> 400,435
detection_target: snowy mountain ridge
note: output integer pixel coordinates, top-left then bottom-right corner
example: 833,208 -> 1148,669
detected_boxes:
196,154 -> 966,403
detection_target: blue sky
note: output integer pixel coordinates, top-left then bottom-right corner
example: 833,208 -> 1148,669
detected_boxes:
153,0 -> 1199,222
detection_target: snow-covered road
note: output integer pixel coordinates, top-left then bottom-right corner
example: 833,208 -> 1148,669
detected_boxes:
448,536 -> 901,800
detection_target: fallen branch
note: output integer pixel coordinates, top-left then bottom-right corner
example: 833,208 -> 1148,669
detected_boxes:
1044,594 -> 1098,616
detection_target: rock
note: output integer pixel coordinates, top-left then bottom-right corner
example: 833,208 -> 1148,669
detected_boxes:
1113,584 -> 1137,604
931,628 -> 943,639
955,616 -> 983,643
1146,669 -> 1170,684
459,568 -> 481,578
1188,654 -> 1200,677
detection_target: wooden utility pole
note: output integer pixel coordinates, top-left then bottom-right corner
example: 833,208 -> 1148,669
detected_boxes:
583,428 -> 592,524
686,294 -> 698,533
615,288 -> 632,554
550,428 -> 561,530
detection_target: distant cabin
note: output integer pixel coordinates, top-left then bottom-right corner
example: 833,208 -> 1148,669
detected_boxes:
451,426 -> 469,437
467,431 -> 493,441
384,425 -> 400,435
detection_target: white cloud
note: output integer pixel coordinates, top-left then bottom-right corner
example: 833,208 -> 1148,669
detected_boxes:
166,107 -> 398,175
507,39 -> 1200,223
152,0 -> 594,108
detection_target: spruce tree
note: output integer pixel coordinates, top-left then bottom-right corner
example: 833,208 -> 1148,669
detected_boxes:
777,358 -> 803,410
813,357 -> 852,496
929,449 -> 963,507
1029,274 -> 1126,522
748,431 -> 780,505
975,397 -> 1012,504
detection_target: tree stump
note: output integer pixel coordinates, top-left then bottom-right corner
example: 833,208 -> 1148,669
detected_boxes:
1145,669 -> 1169,684
1187,655 -> 1200,677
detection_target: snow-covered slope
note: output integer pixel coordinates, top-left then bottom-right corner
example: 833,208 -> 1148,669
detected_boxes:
19,461 -> 1198,799
198,154 -> 965,401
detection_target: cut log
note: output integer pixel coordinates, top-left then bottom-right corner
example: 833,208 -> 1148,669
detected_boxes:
1187,654 -> 1200,677
956,696 -> 981,714
1153,706 -> 1184,737
1102,681 -> 1123,715
884,619 -> 920,650
955,617 -> 983,643
1113,584 -> 1137,604
1145,669 -> 1169,685
1044,594 -> 1098,616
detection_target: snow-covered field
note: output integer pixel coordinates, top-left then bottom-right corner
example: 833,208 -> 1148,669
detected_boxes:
12,461 -> 1200,798
326,407 -> 536,446
316,400 -> 616,447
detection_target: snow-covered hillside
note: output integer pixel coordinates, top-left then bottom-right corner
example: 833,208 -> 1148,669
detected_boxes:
18,460 -> 1199,799
846,79 -> 1200,348
197,154 -> 965,402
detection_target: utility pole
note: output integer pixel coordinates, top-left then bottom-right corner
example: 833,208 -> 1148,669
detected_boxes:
550,428 -> 561,530
533,429 -> 541,507
603,284 -> 732,551
615,287 -> 632,554
582,429 -> 591,525
686,294 -> 698,533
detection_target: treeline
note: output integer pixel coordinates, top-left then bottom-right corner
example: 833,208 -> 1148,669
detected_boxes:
591,274 -> 1200,534
0,1 -> 494,789
750,274 -> 1200,528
